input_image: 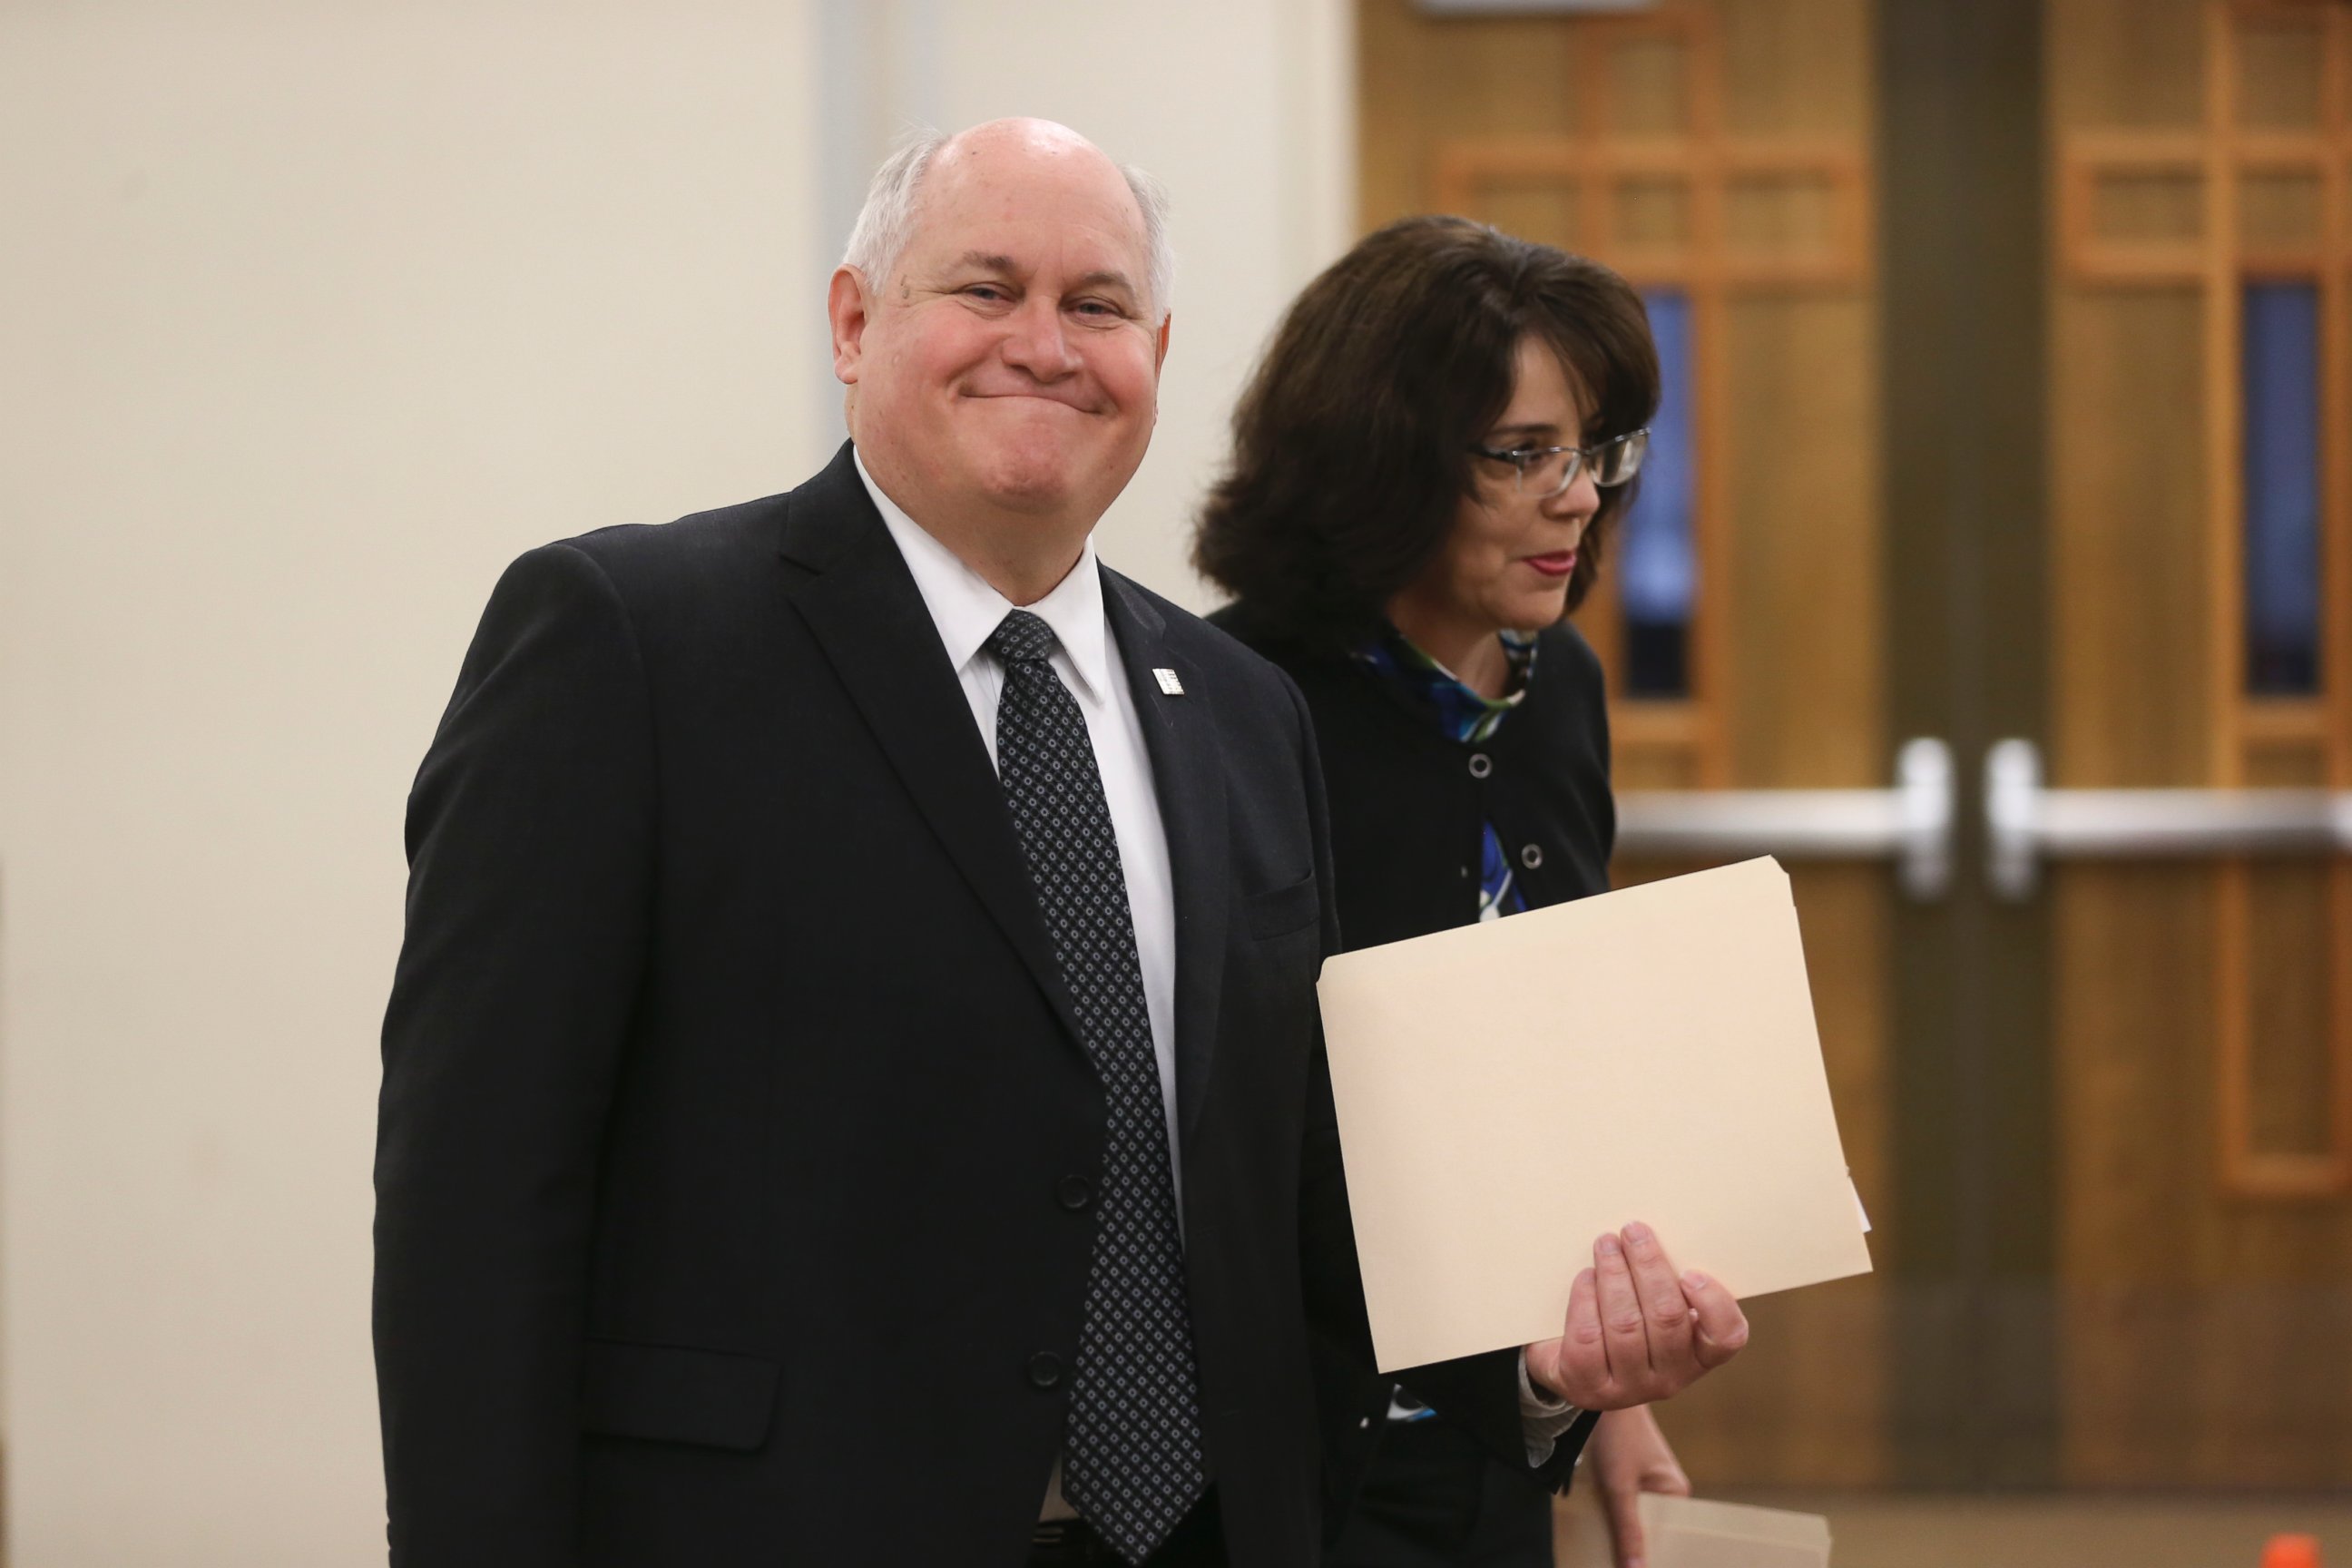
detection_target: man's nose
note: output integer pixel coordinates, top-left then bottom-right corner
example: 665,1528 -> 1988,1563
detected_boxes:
998,297 -> 1081,379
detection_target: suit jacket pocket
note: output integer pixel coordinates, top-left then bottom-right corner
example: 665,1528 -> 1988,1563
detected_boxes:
1243,873 -> 1320,940
580,1338 -> 781,1452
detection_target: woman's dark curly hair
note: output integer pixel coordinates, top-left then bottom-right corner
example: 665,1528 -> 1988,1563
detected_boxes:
1193,215 -> 1660,648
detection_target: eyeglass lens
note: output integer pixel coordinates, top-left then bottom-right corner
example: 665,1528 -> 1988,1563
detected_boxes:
1522,430 -> 1648,495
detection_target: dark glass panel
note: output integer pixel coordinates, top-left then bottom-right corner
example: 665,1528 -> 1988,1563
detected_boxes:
1620,289 -> 1695,697
2242,281 -> 2322,695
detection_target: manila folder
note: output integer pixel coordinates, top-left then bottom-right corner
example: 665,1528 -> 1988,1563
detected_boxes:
1316,856 -> 1872,1373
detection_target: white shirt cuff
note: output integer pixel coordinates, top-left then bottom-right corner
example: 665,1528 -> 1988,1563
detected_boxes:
1516,1349 -> 1583,1465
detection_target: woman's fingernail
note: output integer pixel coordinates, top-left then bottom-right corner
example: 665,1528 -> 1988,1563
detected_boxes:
1598,1233 -> 1623,1259
1682,1269 -> 1708,1290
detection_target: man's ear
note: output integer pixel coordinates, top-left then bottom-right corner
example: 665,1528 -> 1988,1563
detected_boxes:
1153,312 -> 1172,372
828,266 -> 872,385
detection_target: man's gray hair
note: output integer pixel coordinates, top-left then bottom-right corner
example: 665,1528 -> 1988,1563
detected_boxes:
840,127 -> 1175,320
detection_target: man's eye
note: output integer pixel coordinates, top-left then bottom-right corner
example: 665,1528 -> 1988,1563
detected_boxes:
1072,299 -> 1123,319
965,284 -> 1011,303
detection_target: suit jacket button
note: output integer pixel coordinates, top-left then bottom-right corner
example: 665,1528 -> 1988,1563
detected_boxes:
1028,1352 -> 1063,1389
1057,1174 -> 1094,1210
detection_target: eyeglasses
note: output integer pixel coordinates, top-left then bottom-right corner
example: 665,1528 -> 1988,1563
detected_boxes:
1467,428 -> 1649,497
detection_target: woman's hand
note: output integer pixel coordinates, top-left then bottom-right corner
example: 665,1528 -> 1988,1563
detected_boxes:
1522,1221 -> 1748,1409
1587,1405 -> 1690,1568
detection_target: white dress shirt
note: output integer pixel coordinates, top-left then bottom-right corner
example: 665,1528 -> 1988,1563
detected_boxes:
855,455 -> 1580,1485
856,455 -> 1184,1211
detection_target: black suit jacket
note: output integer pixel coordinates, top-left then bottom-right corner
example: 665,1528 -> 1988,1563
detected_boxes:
375,444 -> 1566,1567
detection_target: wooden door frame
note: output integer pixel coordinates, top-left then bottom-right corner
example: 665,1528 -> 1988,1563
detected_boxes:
1880,0 -> 2062,1487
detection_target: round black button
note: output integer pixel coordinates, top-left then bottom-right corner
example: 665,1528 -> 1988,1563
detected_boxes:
1056,1174 -> 1094,1210
1027,1352 -> 1063,1389
1521,843 -> 1544,869
1468,752 -> 1494,779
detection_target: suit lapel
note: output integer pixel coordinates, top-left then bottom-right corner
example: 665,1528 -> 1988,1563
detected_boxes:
1102,570 -> 1230,1149
778,446 -> 1084,1053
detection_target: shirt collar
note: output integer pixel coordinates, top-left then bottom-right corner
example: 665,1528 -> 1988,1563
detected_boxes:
854,447 -> 1112,704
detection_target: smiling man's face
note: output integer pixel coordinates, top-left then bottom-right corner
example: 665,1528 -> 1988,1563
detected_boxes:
833,121 -> 1168,557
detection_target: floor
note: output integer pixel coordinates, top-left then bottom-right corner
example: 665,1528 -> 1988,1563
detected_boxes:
1554,1488 -> 2352,1567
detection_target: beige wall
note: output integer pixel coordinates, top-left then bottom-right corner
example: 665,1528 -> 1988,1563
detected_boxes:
0,3 -> 1348,1562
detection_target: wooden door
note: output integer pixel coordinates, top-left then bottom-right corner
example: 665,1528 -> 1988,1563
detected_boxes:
1363,0 -> 2352,1495
2049,0 -> 2352,1488
1360,0 -> 1891,1487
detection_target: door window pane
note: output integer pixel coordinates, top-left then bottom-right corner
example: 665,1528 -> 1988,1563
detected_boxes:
1620,289 -> 1696,697
2241,280 -> 2322,695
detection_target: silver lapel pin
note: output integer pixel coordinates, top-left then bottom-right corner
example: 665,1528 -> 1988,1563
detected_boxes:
1152,667 -> 1185,696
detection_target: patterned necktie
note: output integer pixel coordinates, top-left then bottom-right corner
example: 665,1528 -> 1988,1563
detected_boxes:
985,609 -> 1205,1563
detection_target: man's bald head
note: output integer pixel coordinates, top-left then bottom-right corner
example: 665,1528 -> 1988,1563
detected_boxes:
826,117 -> 1174,602
842,119 -> 1172,321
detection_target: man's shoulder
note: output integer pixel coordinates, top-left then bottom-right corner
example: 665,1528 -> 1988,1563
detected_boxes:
464,485 -> 831,673
549,491 -> 793,587
534,445 -> 868,607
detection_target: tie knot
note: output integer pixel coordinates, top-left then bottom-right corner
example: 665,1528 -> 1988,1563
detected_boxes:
986,609 -> 1059,669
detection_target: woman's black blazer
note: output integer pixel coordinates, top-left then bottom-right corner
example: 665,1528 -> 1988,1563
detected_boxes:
1207,604 -> 1615,948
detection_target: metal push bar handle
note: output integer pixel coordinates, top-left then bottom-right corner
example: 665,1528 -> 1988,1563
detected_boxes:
1984,737 -> 2352,901
1614,738 -> 1955,900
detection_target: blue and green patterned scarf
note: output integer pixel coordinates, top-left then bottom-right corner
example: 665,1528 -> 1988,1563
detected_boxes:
1352,626 -> 1539,921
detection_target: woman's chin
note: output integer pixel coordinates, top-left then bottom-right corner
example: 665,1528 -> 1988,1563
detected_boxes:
1496,587 -> 1570,632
